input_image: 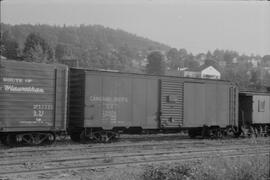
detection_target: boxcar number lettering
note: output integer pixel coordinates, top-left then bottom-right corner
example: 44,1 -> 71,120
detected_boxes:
89,96 -> 128,123
33,104 -> 53,110
102,102 -> 118,123
33,110 -> 45,117
31,104 -> 53,123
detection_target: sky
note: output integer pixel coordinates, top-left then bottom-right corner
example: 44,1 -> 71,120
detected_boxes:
1,0 -> 270,56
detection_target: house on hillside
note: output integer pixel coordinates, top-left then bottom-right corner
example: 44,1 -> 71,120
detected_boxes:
200,65 -> 221,79
181,64 -> 221,79
248,58 -> 260,68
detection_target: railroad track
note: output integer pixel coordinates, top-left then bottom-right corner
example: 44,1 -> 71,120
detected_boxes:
0,143 -> 268,165
0,136 -> 268,154
0,144 -> 269,176
0,137 -> 269,160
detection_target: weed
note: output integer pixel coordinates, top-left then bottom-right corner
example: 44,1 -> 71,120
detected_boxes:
103,155 -> 113,163
142,155 -> 270,180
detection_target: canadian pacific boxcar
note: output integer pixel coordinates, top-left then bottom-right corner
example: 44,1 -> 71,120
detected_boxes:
68,68 -> 238,142
0,59 -> 68,146
239,91 -> 270,136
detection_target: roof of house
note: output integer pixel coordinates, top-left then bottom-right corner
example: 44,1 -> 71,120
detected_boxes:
185,64 -> 221,72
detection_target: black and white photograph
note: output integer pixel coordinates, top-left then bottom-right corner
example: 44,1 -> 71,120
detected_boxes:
0,0 -> 269,179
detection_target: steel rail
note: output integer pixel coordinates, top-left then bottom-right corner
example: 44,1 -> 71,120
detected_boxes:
0,145 -> 269,175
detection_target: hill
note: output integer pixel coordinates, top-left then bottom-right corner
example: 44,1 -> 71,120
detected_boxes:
1,24 -> 170,72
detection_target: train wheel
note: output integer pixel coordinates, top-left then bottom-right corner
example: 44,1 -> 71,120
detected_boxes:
225,127 -> 236,138
91,131 -> 109,143
249,127 -> 257,138
212,128 -> 223,139
264,125 -> 270,136
20,133 -> 55,146
43,133 -> 56,145
79,130 -> 119,143
258,125 -> 267,137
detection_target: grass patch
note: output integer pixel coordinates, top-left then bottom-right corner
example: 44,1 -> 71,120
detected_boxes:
142,155 -> 270,180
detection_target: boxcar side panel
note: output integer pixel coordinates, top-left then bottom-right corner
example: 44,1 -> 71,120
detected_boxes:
205,84 -> 217,126
252,95 -> 270,124
145,79 -> 159,128
229,86 -> 238,127
132,78 -> 147,127
216,84 -> 230,127
183,82 -> 233,128
84,73 -> 133,129
82,71 -> 160,130
183,82 -> 206,127
0,60 -> 67,132
84,75 -> 104,127
103,76 -> 132,128
160,79 -> 183,128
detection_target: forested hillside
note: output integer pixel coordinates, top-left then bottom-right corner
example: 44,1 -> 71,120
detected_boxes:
1,24 -> 170,72
1,23 -> 270,90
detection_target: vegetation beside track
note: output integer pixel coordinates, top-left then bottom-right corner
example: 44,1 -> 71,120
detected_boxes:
142,154 -> 269,180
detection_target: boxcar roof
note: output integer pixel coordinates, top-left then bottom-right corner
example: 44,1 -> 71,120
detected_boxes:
240,91 -> 270,96
0,59 -> 67,69
71,67 -> 235,85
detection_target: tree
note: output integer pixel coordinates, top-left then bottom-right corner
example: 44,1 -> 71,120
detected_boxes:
184,59 -> 199,69
223,63 -> 250,88
178,48 -> 188,62
55,43 -> 74,61
184,53 -> 199,69
206,51 -> 213,60
23,33 -> 54,63
223,50 -> 238,65
166,48 -> 179,68
1,31 -> 19,59
262,55 -> 270,67
146,51 -> 165,75
204,59 -> 218,67
213,49 -> 225,62
263,72 -> 270,87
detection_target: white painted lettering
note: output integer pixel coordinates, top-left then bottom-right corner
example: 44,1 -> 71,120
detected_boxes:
89,96 -> 128,103
4,85 -> 44,93
2,77 -> 33,84
3,78 -> 23,83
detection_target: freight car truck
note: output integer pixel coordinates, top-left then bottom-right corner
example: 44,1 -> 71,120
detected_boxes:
0,60 -> 68,146
68,68 -> 238,143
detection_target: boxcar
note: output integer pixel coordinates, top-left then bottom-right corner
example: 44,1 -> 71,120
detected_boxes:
239,91 -> 270,136
0,60 -> 68,146
68,68 -> 238,142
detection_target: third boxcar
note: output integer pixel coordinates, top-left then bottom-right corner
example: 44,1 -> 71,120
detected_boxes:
239,91 -> 270,136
